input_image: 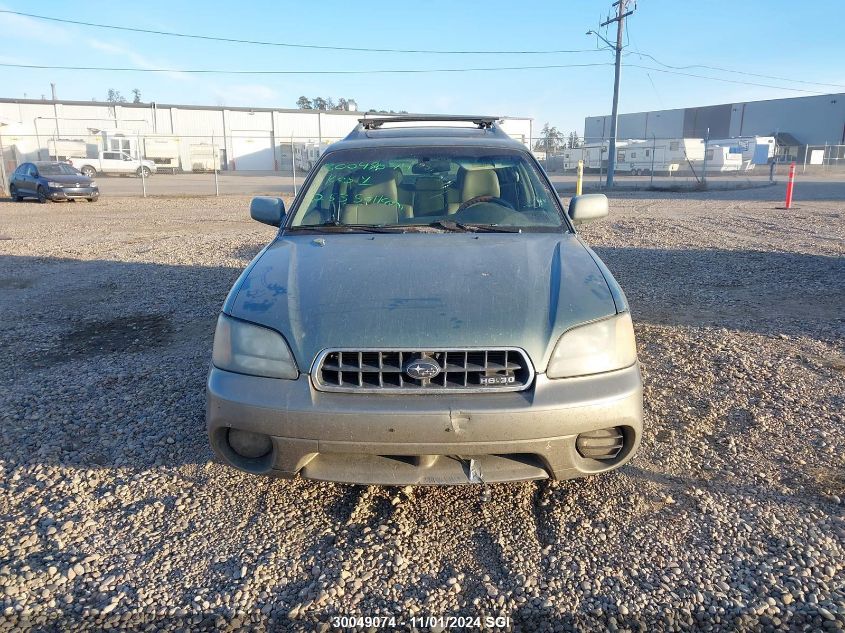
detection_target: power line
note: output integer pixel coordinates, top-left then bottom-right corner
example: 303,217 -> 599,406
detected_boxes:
0,61 -> 831,95
625,50 -> 845,90
0,10 -> 599,55
5,8 -> 843,92
626,64 -> 829,94
0,61 -> 615,75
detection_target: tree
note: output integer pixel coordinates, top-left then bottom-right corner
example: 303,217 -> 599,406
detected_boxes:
106,89 -> 126,103
313,97 -> 328,111
296,96 -> 313,109
567,131 -> 581,149
534,123 -> 564,154
335,98 -> 348,111
325,97 -> 336,110
132,88 -> 142,103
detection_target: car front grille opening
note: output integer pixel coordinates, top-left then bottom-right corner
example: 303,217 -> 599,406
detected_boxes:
316,349 -> 533,393
575,427 -> 626,461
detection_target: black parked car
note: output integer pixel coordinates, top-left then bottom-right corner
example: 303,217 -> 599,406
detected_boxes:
9,162 -> 99,203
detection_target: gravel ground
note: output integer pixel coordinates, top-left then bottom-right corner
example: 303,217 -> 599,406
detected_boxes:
0,185 -> 843,633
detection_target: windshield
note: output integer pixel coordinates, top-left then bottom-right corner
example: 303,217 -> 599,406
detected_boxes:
289,147 -> 565,231
37,163 -> 81,176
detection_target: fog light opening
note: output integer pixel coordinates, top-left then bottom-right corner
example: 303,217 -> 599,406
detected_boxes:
576,427 -> 625,461
227,428 -> 272,459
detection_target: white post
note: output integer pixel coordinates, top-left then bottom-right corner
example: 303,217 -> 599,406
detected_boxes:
0,132 -> 8,196
650,134 -> 656,187
290,136 -> 297,196
212,132 -> 219,197
137,133 -> 147,197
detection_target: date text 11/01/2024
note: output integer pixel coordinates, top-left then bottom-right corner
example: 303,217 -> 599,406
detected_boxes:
331,615 -> 512,629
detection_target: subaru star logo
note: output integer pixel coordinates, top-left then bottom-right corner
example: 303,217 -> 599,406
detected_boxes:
404,358 -> 440,380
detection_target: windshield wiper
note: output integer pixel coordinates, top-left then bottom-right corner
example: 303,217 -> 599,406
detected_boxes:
290,220 -> 406,233
428,219 -> 522,233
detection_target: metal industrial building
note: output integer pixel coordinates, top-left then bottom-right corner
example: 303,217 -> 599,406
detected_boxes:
584,93 -> 845,153
0,98 -> 533,172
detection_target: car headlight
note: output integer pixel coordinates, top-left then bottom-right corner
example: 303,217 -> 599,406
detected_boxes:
89,181 -> 98,187
546,312 -> 637,379
47,181 -> 63,188
212,314 -> 298,379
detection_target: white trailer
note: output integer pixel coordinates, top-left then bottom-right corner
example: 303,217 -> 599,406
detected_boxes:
708,136 -> 775,170
143,137 -> 182,173
294,141 -> 328,172
574,139 -> 704,175
188,143 -> 219,172
704,145 -> 744,172
569,142 -> 614,171
616,139 -> 706,175
47,139 -> 87,161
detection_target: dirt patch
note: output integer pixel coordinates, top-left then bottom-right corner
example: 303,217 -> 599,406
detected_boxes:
59,314 -> 172,359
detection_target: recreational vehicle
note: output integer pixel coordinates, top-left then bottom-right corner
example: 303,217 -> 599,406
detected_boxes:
47,139 -> 87,161
294,142 -> 328,172
188,143 -> 220,172
144,137 -> 182,173
708,136 -> 775,170
574,138 -> 705,175
704,145 -> 743,172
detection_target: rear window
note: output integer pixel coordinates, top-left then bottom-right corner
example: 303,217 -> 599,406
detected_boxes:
37,163 -> 81,176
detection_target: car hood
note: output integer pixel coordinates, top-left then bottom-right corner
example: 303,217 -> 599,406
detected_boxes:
226,232 -> 617,372
42,174 -> 92,185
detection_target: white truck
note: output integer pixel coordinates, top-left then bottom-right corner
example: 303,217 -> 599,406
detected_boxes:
69,151 -> 157,178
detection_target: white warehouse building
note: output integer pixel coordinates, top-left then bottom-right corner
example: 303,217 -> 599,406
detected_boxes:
0,98 -> 534,173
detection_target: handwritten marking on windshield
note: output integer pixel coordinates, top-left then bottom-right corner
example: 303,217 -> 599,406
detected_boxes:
311,193 -> 403,209
324,174 -> 373,186
325,161 -> 386,172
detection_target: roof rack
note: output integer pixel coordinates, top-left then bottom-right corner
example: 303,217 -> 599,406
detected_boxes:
358,115 -> 501,130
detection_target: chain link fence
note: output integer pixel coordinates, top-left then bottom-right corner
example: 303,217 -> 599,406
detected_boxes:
531,135 -> 845,191
2,129 -> 844,198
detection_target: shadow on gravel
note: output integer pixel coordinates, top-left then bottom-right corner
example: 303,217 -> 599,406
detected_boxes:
595,247 -> 845,340
0,246 -> 842,474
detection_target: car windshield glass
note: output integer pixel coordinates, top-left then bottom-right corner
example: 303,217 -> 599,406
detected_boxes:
289,147 -> 565,231
37,163 -> 80,176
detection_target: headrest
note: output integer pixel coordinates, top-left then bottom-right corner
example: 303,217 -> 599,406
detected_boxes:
413,176 -> 445,191
460,168 -> 500,199
341,203 -> 400,225
352,168 -> 398,200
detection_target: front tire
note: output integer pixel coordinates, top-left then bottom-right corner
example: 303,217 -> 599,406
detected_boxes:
137,167 -> 152,178
10,184 -> 23,202
80,166 -> 96,178
37,186 -> 49,204
87,197 -> 99,203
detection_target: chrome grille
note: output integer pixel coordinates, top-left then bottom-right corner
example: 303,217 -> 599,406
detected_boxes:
312,348 -> 534,393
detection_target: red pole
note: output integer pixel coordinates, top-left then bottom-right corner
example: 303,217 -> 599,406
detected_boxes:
784,161 -> 796,209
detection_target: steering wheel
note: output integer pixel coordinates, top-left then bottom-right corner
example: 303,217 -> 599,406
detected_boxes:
455,195 -> 515,214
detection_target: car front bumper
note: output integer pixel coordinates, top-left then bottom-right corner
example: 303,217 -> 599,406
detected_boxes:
48,186 -> 99,200
207,363 -> 643,485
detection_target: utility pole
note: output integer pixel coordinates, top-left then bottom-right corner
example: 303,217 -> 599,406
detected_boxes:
589,0 -> 635,188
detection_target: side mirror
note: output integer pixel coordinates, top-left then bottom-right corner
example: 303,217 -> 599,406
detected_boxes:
250,196 -> 286,227
568,193 -> 609,225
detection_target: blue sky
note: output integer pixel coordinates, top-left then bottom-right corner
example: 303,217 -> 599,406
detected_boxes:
1,0 -> 843,134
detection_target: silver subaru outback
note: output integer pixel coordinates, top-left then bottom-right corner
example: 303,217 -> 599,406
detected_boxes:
207,116 -> 642,485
